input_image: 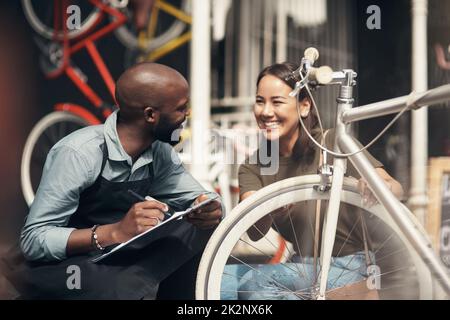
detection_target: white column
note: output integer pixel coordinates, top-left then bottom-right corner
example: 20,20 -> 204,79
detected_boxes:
238,0 -> 251,98
190,0 -> 211,182
409,0 -> 428,225
263,0 -> 274,67
276,0 -> 287,62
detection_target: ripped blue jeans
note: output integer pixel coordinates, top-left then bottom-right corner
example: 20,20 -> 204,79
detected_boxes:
221,251 -> 373,300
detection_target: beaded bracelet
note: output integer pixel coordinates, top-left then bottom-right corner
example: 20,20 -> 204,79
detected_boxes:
91,224 -> 104,251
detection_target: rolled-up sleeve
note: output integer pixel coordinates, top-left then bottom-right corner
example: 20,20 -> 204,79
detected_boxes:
20,145 -> 93,261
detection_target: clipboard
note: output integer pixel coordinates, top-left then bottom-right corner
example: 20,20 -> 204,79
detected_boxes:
92,197 -> 217,263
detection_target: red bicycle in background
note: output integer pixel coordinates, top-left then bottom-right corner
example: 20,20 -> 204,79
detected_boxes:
20,0 -> 127,206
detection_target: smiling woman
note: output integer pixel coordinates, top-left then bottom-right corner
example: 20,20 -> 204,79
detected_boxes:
254,63 -> 319,159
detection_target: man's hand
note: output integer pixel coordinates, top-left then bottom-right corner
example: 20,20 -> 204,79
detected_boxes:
185,194 -> 222,229
113,200 -> 167,242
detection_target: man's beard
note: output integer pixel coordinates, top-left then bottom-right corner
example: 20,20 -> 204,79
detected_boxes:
154,114 -> 184,146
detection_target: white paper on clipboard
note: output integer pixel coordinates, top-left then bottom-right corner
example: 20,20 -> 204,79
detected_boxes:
92,197 -> 217,263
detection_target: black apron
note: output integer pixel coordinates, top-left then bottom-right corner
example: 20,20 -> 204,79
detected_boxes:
4,142 -> 212,299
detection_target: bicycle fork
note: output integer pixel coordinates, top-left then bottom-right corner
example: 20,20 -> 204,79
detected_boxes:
315,70 -> 355,300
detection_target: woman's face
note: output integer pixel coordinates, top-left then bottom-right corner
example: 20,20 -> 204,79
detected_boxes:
254,75 -> 310,142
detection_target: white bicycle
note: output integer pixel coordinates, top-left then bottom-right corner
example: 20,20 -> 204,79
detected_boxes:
196,48 -> 450,300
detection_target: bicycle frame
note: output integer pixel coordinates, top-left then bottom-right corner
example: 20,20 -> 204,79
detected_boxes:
44,0 -> 127,120
315,70 -> 450,298
140,0 -> 192,61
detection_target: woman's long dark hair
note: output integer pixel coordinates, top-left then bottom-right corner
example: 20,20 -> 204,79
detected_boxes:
256,62 -> 320,162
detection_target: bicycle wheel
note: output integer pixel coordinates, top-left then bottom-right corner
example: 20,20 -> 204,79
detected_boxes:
196,175 -> 436,300
114,0 -> 190,52
21,111 -> 90,206
21,0 -> 101,40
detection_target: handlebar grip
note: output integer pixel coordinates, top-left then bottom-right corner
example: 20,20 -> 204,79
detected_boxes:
309,66 -> 334,85
304,47 -> 320,65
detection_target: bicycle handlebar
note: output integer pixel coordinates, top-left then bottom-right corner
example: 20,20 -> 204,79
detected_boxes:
297,47 -> 450,124
304,47 -> 320,65
308,66 -> 334,85
289,47 -> 337,95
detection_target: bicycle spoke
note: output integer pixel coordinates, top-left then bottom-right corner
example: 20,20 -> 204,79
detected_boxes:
373,233 -> 395,256
225,255 -> 298,297
374,246 -> 408,263
237,237 -> 306,277
223,255 -> 319,300
327,254 -> 359,289
333,263 -> 415,291
327,206 -> 409,286
326,212 -> 365,288
221,270 -> 314,300
247,223 -> 285,258
269,211 -> 312,282
286,210 -> 314,283
376,265 -> 416,278
324,264 -> 418,298
308,200 -> 321,281
248,223 -> 282,256
221,264 -> 310,296
221,270 -> 271,290
334,213 -> 362,257
266,216 -> 297,262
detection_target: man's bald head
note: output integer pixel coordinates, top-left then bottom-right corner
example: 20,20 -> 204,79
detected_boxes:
115,62 -> 188,122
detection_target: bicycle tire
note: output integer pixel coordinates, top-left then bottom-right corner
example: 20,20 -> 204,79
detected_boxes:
114,0 -> 190,52
196,175 -> 435,300
21,0 -> 101,40
21,111 -> 90,206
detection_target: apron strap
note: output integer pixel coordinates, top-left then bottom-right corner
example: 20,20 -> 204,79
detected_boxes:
100,140 -> 109,174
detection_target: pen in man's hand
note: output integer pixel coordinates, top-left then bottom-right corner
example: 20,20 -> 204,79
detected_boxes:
127,189 -> 173,219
